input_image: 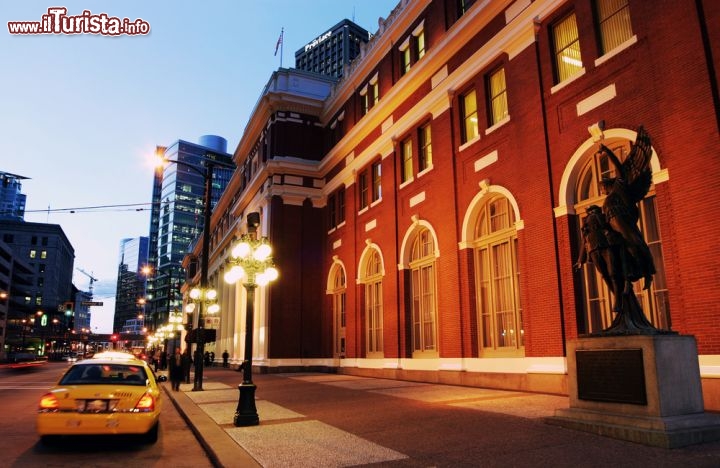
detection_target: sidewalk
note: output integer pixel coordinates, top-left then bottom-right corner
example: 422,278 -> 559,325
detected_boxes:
163,367 -> 720,468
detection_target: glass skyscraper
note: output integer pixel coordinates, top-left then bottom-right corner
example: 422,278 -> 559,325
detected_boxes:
113,236 -> 149,333
0,171 -> 28,221
147,136 -> 234,330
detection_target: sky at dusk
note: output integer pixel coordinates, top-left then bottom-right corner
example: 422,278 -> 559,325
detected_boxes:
0,0 -> 398,333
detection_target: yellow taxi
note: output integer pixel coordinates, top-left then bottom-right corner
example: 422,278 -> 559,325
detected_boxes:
37,351 -> 165,444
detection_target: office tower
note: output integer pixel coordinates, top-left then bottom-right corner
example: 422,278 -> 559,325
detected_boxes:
113,236 -> 149,333
147,135 -> 233,330
294,19 -> 370,78
0,171 -> 28,221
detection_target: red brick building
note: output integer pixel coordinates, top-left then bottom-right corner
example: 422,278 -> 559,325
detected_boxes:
192,0 -> 720,409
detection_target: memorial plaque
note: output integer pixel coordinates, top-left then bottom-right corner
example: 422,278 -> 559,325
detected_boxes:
576,348 -> 647,405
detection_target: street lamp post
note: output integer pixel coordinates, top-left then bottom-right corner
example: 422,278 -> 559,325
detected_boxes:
185,286 -> 219,390
167,309 -> 184,351
157,153 -> 232,391
224,212 -> 278,427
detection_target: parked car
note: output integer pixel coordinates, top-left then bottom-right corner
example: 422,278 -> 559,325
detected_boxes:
36,353 -> 163,444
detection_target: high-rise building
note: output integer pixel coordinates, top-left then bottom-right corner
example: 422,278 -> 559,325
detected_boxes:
294,19 -> 370,78
72,288 -> 92,334
0,239 -> 33,360
0,220 -> 75,350
0,172 -> 28,221
113,237 -> 149,333
147,136 -> 233,330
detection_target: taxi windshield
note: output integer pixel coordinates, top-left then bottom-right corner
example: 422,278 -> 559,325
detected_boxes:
60,363 -> 148,386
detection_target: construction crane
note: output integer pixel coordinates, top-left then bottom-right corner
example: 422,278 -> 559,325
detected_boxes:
76,268 -> 99,295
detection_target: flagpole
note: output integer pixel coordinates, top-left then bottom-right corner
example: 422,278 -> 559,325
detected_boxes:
280,27 -> 284,68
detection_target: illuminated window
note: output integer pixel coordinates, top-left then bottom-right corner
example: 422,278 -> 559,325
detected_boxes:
474,196 -> 523,356
416,30 -> 426,59
364,249 -> 384,355
410,228 -> 437,356
399,22 -> 426,76
461,89 -> 479,143
29,250 -> 36,259
371,81 -> 379,106
330,265 -> 346,358
401,46 -> 411,75
552,13 -> 583,83
400,138 -> 413,183
371,161 -> 382,202
487,67 -> 508,126
594,0 -> 633,55
419,123 -> 432,172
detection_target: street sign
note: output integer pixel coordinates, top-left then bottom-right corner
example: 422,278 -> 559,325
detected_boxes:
81,301 -> 104,306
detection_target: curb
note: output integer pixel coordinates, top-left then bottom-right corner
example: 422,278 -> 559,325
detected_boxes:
163,384 -> 261,468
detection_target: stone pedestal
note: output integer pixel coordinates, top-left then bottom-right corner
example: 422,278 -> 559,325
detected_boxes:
548,334 -> 720,448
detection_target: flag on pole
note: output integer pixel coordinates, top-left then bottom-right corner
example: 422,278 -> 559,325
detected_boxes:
274,28 -> 284,56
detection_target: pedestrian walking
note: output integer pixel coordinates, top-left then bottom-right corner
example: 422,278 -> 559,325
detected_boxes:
168,348 -> 184,391
184,348 -> 192,384
222,350 -> 229,368
209,351 -> 215,367
153,349 -> 161,372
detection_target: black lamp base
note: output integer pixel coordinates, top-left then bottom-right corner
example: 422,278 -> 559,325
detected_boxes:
233,382 -> 259,426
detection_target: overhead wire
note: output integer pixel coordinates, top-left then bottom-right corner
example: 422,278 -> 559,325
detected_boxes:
21,202 -> 162,214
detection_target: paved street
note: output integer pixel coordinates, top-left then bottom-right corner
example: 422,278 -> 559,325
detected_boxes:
0,363 -> 212,467
167,367 -> 720,467
4,363 -> 720,467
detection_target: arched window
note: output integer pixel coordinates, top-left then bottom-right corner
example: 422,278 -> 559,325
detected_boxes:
574,142 -> 670,333
330,265 -> 346,358
410,228 -> 438,356
362,249 -> 383,356
473,195 -> 523,356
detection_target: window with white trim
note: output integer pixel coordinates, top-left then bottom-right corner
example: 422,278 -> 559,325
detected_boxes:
410,228 -> 438,356
371,161 -> 382,203
594,0 -> 633,55
400,137 -> 413,183
418,123 -> 432,172
363,249 -> 383,355
460,89 -> 479,143
487,67 -> 508,126
331,265 -> 346,358
473,195 -> 524,356
552,12 -> 583,83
